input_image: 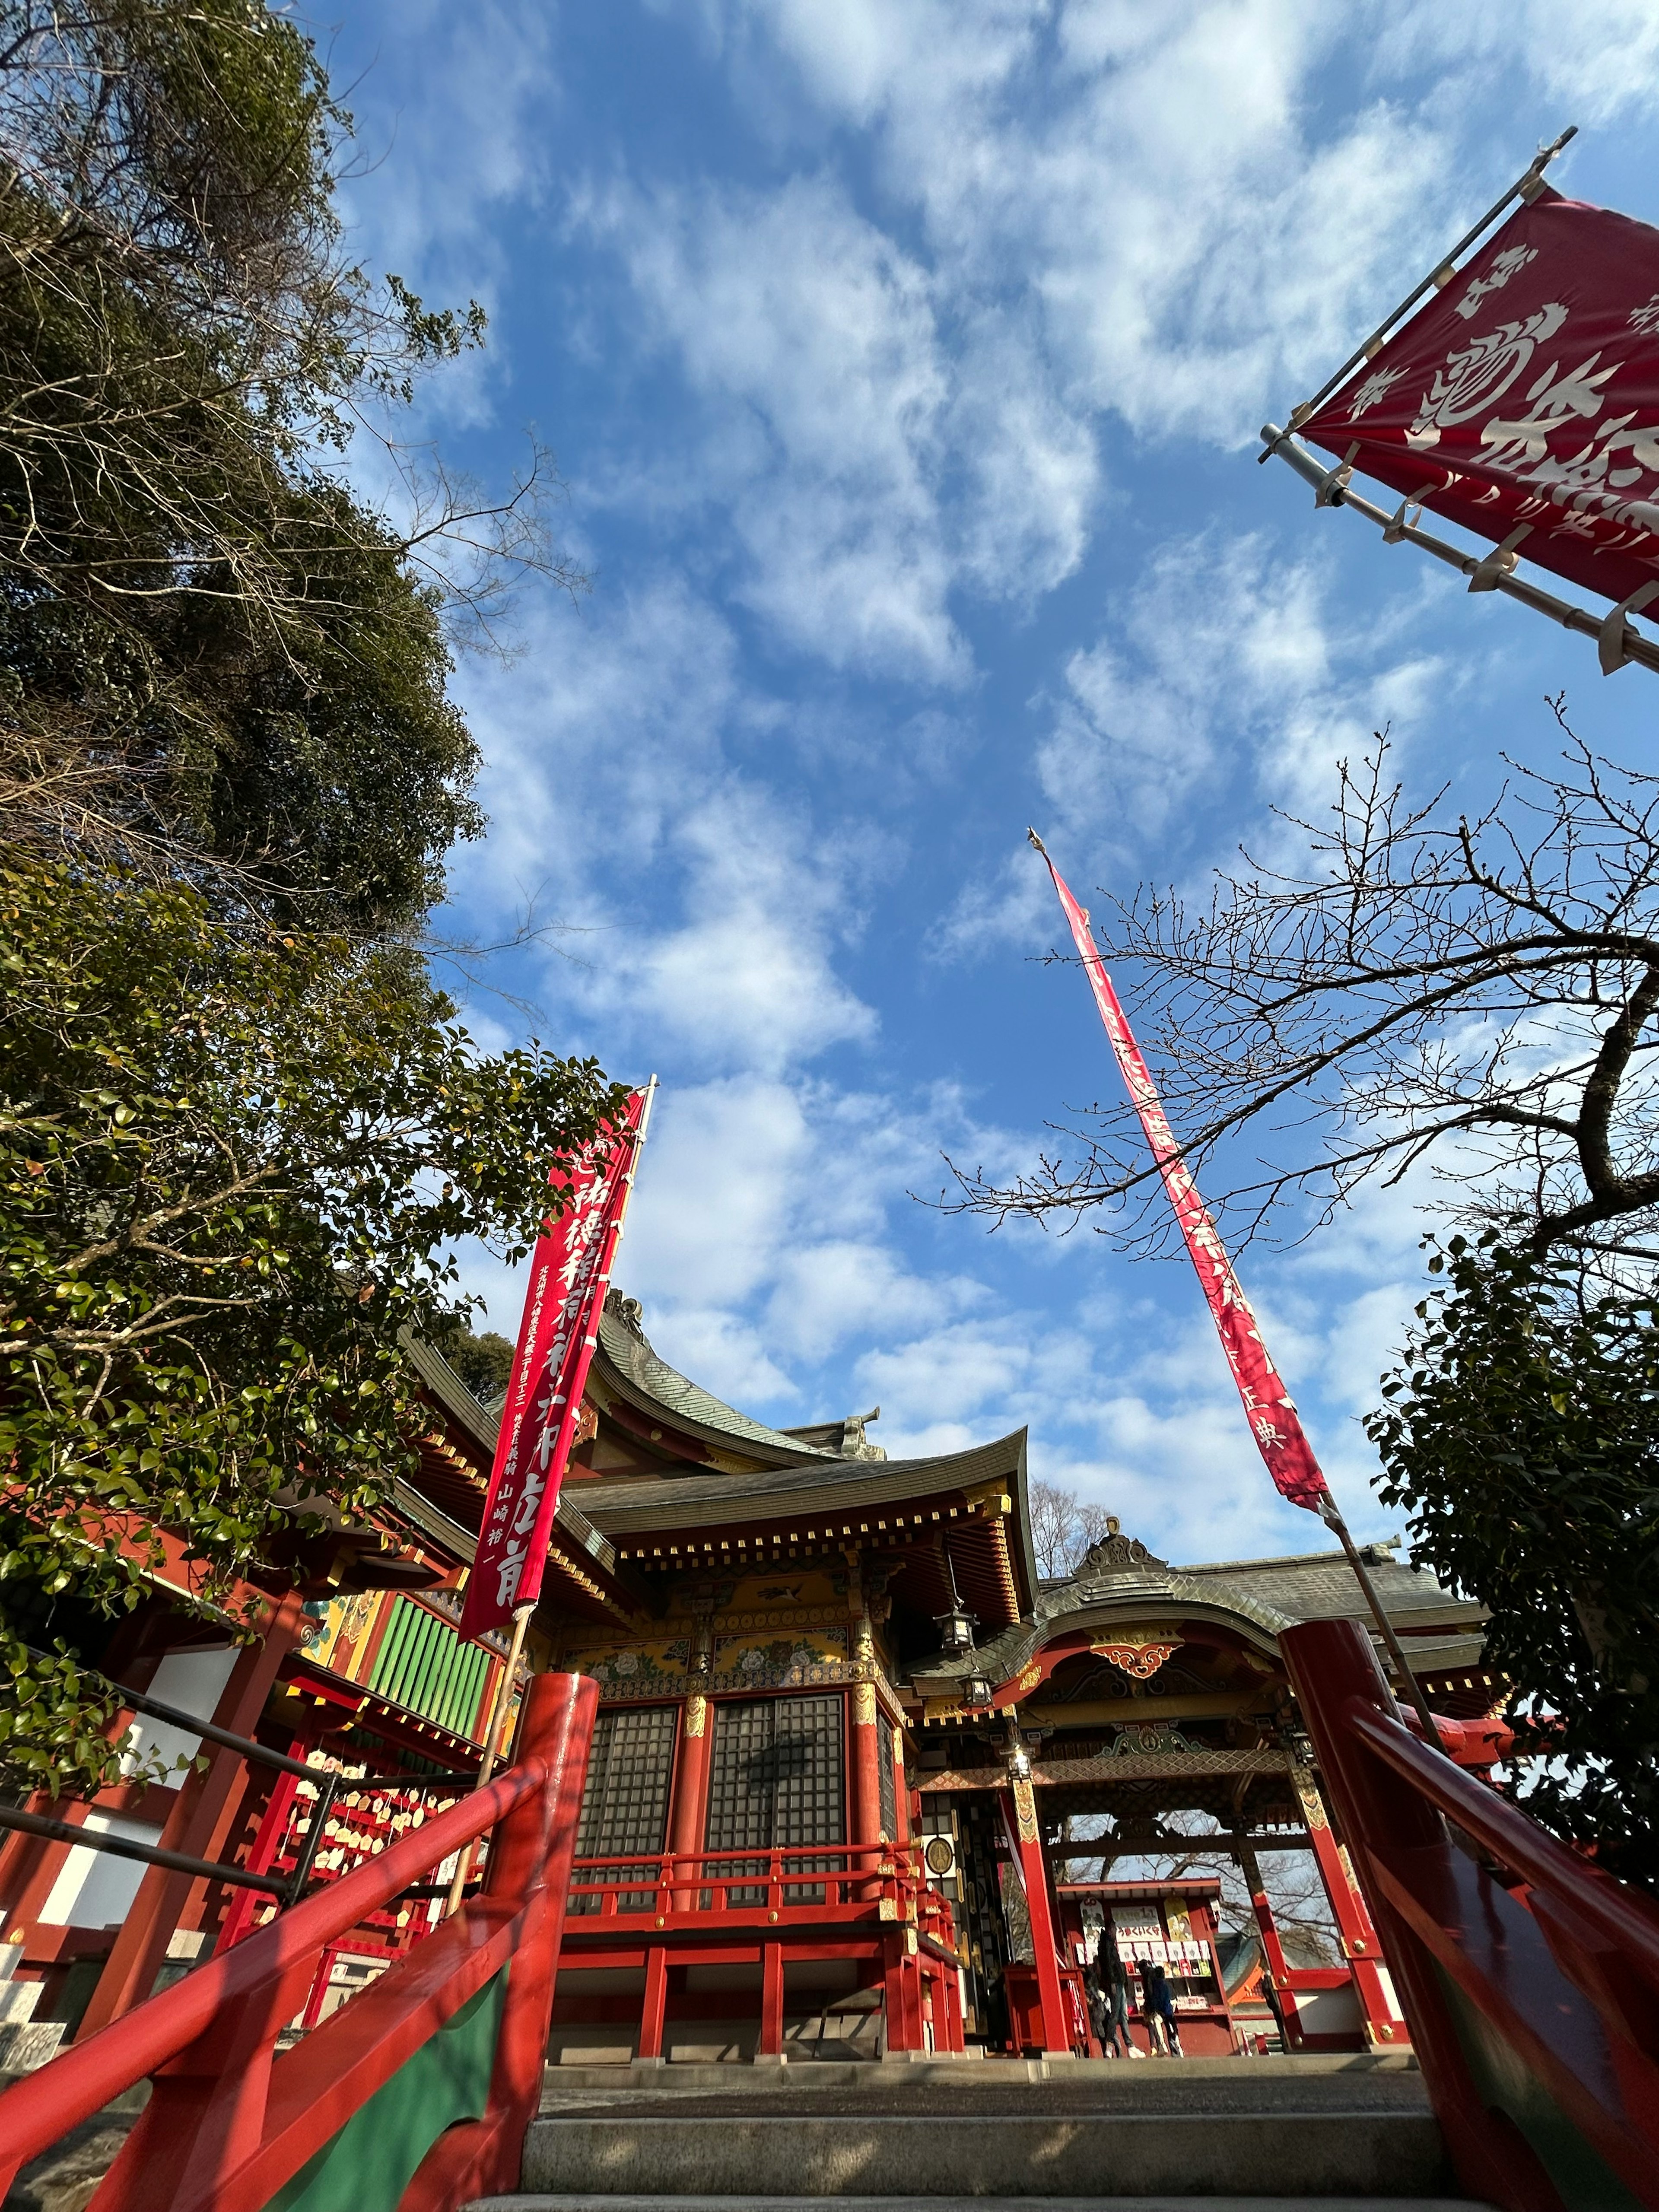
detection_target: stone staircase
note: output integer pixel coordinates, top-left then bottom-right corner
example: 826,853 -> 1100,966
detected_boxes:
470,2053 -> 1498,2211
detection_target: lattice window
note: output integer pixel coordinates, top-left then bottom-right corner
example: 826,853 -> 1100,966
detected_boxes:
705,1694 -> 845,1903
877,1707 -> 897,1841
571,1704 -> 677,1914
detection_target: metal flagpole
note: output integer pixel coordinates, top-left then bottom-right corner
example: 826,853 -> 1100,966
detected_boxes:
1027,831 -> 1445,1750
445,1075 -> 660,1914
445,1601 -> 535,1914
1260,125 -> 1576,449
1249,437 -> 1659,677
1319,1502 -> 1443,1748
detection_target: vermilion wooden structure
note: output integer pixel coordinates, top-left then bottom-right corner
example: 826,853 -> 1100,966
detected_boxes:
561,1843 -> 964,2058
0,1673 -> 596,2212
1283,1619 -> 1659,2212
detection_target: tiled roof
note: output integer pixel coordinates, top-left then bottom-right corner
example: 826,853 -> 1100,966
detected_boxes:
570,1428 -> 1028,1536
595,1298 -> 845,1464
909,1538 -> 1481,1697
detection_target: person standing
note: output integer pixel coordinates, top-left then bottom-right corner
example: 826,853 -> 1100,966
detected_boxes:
1146,1960 -> 1183,2056
1095,1924 -> 1134,2057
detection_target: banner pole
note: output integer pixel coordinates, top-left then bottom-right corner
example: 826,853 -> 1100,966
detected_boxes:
446,1074 -> 658,1912
446,1599 -> 536,1914
1320,1504 -> 1443,1747
1028,830 -> 1446,1752
1260,125 -> 1576,452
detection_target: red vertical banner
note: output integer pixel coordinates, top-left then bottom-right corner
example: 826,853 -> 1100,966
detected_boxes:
1032,838 -> 1329,1515
459,1084 -> 652,1643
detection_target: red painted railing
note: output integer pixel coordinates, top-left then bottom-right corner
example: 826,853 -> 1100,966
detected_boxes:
0,1672 -> 596,2212
1282,1618 -> 1659,2212
567,1840 -> 956,1942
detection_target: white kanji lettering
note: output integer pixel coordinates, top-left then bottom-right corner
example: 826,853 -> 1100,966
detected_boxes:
1347,364 -> 1406,418
1407,303 -> 1569,449
1455,244 -> 1538,321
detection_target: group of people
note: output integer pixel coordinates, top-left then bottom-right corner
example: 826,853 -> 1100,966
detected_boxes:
1084,1924 -> 1184,2058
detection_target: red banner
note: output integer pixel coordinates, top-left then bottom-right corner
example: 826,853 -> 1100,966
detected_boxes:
1303,189 -> 1659,613
1035,842 -> 1329,1514
458,1087 -> 650,1643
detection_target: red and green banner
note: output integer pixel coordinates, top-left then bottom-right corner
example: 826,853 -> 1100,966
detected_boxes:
1033,839 -> 1330,1515
460,1087 -> 652,1642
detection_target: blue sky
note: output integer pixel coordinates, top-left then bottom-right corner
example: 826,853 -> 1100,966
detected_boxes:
323,1 -> 1659,1567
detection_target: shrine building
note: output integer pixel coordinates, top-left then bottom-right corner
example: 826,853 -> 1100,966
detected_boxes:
0,1291 -> 1497,2071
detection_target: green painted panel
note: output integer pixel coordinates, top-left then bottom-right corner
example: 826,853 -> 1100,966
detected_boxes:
1435,1963 -> 1641,2212
261,1965 -> 506,2212
366,1598 -> 488,1737
367,1599 -> 413,1702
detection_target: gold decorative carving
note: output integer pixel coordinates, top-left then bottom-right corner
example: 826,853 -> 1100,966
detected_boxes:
853,1680 -> 877,1727
1089,1627 -> 1181,1681
1291,1762 -> 1330,1830
1012,1776 -> 1039,1842
1016,1662 -> 1044,1694
684,1694 -> 708,1738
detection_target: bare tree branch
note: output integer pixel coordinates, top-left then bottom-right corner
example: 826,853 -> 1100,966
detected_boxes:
949,716 -> 1659,1270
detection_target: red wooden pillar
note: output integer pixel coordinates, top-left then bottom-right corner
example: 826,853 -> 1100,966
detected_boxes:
1001,1780 -> 1069,2056
639,1945 -> 669,2062
941,1961 -> 965,2053
759,1940 -> 785,2058
1292,1766 -> 1408,2049
76,1591 -> 306,2041
850,1681 -> 884,1902
669,1691 -> 712,1905
882,1930 -> 923,2053
1237,1840 -> 1303,2050
888,1717 -> 909,1843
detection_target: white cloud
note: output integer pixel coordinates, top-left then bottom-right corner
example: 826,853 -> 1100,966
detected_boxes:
576,165 -> 1100,681
335,0 -> 565,429
699,0 -> 1458,450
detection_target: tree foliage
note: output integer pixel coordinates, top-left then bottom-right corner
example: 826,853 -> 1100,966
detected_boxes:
952,720 -> 1659,1271
0,855 -> 626,1793
0,0 -> 580,930
1368,1235 -> 1659,1891
427,1316 -> 516,1404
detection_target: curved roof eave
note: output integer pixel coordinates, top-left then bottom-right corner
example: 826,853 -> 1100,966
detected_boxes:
571,1428 -> 1030,1537
910,1571 -> 1295,1697
590,1304 -> 843,1466
400,1331 -> 617,1573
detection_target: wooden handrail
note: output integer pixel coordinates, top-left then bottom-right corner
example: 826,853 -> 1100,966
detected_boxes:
1282,1617 -> 1659,2212
0,1672 -> 597,2212
1347,1699 -> 1659,1976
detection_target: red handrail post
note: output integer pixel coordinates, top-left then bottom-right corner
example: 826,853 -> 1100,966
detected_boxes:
400,1670 -> 598,2210
1281,1618 -> 1594,2212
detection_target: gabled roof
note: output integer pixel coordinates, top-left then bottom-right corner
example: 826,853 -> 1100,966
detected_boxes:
909,1533 -> 1480,1701
571,1428 -> 1027,1534
591,1297 -> 845,1466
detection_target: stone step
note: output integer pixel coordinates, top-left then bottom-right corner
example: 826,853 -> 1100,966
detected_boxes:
537,2053 -> 1422,2101
508,2107 -> 1458,2200
474,2197 -> 1496,2212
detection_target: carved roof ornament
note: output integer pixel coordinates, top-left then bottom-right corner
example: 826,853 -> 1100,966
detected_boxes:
605,1287 -> 647,1339
1077,1517 -> 1166,1577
